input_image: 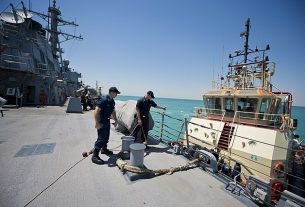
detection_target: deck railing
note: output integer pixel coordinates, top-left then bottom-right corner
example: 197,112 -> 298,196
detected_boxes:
149,111 -> 185,143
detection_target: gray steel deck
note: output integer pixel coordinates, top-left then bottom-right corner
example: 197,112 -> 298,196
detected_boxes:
0,106 -> 257,207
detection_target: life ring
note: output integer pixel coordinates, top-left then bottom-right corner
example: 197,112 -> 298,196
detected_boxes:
271,181 -> 284,201
195,108 -> 202,115
195,108 -> 203,117
273,161 -> 285,178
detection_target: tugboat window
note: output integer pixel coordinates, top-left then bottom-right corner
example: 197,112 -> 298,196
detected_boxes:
259,98 -> 271,113
258,98 -> 271,119
224,98 -> 235,117
238,98 -> 258,118
268,98 -> 281,115
206,97 -> 222,115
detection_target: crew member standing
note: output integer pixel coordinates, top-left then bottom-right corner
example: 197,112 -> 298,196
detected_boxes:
39,89 -> 47,106
135,91 -> 166,145
91,87 -> 120,165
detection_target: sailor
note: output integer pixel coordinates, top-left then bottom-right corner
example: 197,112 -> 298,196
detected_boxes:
39,89 -> 47,106
91,87 -> 120,165
85,91 -> 93,110
81,90 -> 87,111
134,91 -> 166,145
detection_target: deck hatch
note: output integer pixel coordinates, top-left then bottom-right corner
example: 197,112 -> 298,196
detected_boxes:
15,143 -> 56,157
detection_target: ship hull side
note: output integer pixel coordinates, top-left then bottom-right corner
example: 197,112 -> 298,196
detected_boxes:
186,117 -> 289,182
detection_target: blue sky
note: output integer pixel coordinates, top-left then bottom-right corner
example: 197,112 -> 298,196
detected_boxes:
1,0 -> 305,106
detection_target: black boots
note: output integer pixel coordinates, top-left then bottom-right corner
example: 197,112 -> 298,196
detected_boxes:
91,148 -> 104,165
100,145 -> 113,156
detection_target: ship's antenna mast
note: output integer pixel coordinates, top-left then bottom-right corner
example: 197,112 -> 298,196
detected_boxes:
47,0 -> 50,41
29,0 -> 83,72
221,45 -> 224,88
221,45 -> 224,75
227,18 -> 272,90
243,18 -> 250,63
48,0 -> 60,60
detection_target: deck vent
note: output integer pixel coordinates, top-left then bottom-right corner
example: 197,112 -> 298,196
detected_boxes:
15,143 -> 56,157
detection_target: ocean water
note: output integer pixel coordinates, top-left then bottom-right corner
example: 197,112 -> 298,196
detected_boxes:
116,95 -> 305,142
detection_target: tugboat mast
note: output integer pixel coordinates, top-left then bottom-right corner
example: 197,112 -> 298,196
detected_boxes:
226,18 -> 272,91
243,18 -> 250,64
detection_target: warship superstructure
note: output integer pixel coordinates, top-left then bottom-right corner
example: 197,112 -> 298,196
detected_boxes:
0,0 -> 82,106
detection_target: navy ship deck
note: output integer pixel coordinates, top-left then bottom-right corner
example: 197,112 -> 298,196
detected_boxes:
0,105 -> 256,207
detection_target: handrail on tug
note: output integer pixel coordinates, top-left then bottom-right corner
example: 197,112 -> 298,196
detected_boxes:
193,107 -> 295,130
149,109 -> 305,206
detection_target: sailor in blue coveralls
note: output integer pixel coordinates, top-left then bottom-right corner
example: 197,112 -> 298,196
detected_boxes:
134,91 -> 166,146
92,87 -> 120,165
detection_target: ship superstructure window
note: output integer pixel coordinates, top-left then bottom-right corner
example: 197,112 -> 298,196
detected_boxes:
258,98 -> 271,120
269,98 -> 281,114
237,98 -> 258,118
206,97 -> 221,115
259,98 -> 271,113
224,98 -> 235,117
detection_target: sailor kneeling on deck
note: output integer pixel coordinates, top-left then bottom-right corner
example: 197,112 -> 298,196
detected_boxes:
92,87 -> 120,165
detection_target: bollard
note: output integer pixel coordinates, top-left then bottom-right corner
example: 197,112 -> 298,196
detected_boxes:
121,136 -> 135,152
130,143 -> 146,167
173,144 -> 181,155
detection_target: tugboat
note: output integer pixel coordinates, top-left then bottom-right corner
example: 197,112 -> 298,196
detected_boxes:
0,0 -> 82,106
185,18 -> 305,205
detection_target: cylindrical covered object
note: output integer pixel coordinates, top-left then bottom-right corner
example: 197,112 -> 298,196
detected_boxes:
121,136 -> 135,152
130,143 -> 146,167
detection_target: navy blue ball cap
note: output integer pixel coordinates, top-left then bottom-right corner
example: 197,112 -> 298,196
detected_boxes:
147,91 -> 155,99
109,87 -> 120,94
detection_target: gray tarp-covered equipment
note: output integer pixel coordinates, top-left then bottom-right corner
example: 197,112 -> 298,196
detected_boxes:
115,100 -> 154,135
66,97 -> 82,113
